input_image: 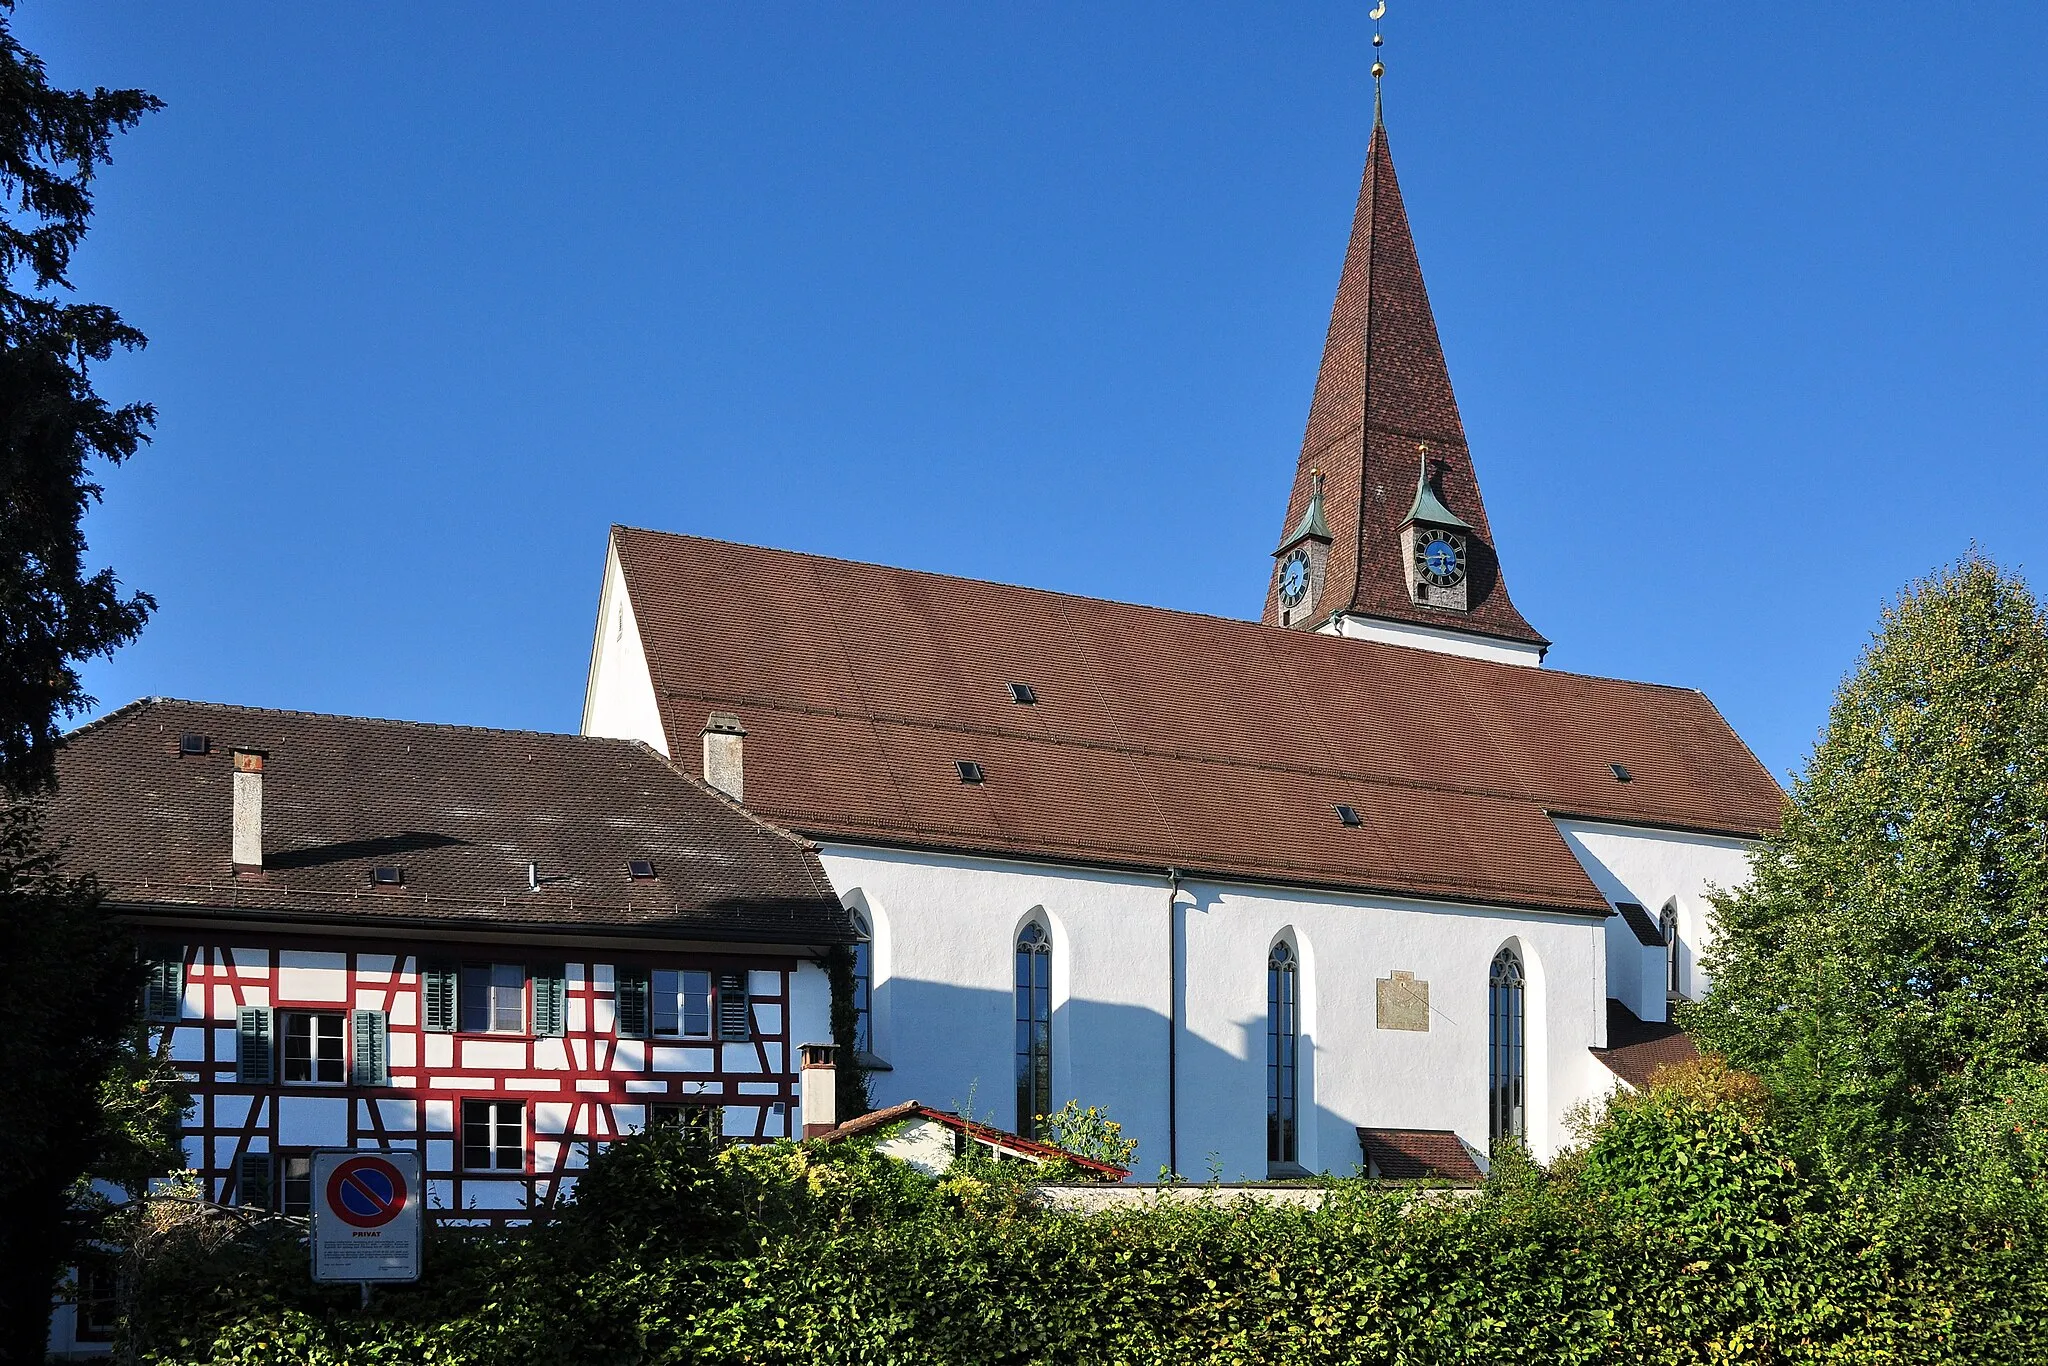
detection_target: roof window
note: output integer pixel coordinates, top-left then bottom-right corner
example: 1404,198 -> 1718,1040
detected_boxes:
627,859 -> 656,880
956,761 -> 986,784
369,866 -> 405,887
1609,763 -> 1632,784
1335,804 -> 1364,828
178,732 -> 210,756
1008,683 -> 1038,705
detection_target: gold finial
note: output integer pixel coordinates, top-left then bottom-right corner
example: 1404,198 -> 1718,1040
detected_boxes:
1370,1 -> 1387,82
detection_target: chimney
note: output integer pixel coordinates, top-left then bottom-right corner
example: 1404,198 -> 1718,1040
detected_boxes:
701,713 -> 746,802
799,1041 -> 838,1138
231,750 -> 266,873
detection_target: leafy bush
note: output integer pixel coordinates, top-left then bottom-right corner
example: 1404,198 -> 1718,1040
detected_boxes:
123,1086 -> 2048,1365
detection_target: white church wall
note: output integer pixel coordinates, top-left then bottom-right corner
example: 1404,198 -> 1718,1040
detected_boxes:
580,538 -> 668,754
1322,613 -> 1547,667
1552,819 -> 1757,1017
820,843 -> 1611,1177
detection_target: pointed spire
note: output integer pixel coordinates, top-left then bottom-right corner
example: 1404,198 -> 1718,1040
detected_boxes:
1405,449 -> 1469,530
1279,469 -> 1332,549
1260,116 -> 1545,649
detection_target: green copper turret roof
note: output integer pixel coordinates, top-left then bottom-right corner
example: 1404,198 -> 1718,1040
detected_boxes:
1405,458 -> 1470,530
1277,471 -> 1333,551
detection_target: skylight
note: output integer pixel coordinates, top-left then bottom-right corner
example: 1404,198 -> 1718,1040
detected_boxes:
1008,683 -> 1038,705
1335,805 -> 1364,828
370,866 -> 404,886
956,761 -> 986,784
627,859 -> 656,880
1609,764 -> 1632,784
178,732 -> 209,756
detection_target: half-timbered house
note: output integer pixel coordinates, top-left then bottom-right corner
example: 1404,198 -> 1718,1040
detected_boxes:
49,699 -> 852,1223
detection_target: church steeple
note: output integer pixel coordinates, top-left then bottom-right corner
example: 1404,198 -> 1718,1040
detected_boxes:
1261,110 -> 1547,662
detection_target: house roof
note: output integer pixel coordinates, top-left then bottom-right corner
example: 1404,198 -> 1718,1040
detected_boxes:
1592,999 -> 1701,1090
1261,119 -> 1543,645
1615,901 -> 1667,948
611,527 -> 1782,916
49,698 -> 852,945
820,1100 -> 1129,1180
1356,1128 -> 1484,1185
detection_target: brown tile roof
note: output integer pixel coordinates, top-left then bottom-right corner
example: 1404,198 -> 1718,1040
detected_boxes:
1357,1128 -> 1484,1184
612,528 -> 1781,915
1262,120 -> 1544,646
50,699 -> 852,945
1592,999 -> 1700,1090
821,1100 -> 1128,1180
1615,901 -> 1667,948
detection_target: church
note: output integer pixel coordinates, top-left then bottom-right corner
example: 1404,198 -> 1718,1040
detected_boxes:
580,104 -> 1782,1179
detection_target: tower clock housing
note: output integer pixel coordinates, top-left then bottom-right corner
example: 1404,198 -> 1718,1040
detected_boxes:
1273,472 -> 1333,629
1400,459 -> 1472,613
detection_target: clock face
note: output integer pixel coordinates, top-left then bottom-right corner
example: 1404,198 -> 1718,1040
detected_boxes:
1278,549 -> 1312,607
1415,533 -> 1466,588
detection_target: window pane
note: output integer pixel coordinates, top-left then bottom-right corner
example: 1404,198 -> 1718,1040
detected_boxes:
281,1154 -> 313,1215
314,1014 -> 345,1083
491,963 -> 524,1033
283,1013 -> 312,1082
460,965 -> 491,1033
683,971 -> 712,1038
652,968 -> 680,1036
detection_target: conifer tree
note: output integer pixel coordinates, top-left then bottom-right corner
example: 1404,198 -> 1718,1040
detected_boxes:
1688,553 -> 2048,1160
0,5 -> 163,1358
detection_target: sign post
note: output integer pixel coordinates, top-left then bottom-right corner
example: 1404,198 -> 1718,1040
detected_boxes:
310,1149 -> 422,1296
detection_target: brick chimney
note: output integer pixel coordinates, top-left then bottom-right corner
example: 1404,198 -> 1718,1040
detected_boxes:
800,1042 -> 838,1138
701,713 -> 745,802
231,750 -> 266,873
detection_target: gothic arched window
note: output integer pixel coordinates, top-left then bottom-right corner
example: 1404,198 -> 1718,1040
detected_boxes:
1267,940 -> 1300,1167
1015,920 -> 1052,1137
1488,947 -> 1525,1147
849,907 -> 873,1054
1660,902 -> 1681,1000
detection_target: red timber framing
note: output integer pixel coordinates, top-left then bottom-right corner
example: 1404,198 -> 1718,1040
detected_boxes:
156,929 -> 805,1224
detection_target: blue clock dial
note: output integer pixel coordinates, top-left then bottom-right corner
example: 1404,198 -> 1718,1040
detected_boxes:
1414,533 -> 1466,589
1278,550 -> 1312,607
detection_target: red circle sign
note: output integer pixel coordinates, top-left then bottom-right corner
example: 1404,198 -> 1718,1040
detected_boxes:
325,1156 -> 408,1229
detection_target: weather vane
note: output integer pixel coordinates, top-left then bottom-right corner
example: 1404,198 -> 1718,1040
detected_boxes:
1370,1 -> 1387,83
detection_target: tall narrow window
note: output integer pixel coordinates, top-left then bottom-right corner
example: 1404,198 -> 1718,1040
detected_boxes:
1267,941 -> 1299,1168
850,908 -> 873,1054
1488,947 -> 1526,1147
1015,921 -> 1052,1137
1660,902 -> 1682,1000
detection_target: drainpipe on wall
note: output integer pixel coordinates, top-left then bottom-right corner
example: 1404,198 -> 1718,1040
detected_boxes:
1166,866 -> 1181,1178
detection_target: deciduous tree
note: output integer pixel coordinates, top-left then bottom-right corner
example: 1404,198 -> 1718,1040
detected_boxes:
1688,553 -> 2048,1161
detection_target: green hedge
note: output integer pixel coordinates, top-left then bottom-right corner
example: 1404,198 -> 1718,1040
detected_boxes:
129,1071 -> 2048,1365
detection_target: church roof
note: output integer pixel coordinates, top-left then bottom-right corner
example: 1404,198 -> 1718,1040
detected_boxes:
49,698 -> 852,945
610,526 -> 1782,917
1262,119 -> 1545,646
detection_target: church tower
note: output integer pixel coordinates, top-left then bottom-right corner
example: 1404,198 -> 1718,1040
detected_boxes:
1262,103 -> 1548,666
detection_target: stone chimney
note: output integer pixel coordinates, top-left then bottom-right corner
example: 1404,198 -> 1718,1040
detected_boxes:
800,1042 -> 838,1138
701,713 -> 746,802
231,750 -> 266,873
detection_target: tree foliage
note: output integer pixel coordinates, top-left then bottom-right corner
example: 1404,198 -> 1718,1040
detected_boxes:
1688,553 -> 2048,1160
0,6 -> 161,1358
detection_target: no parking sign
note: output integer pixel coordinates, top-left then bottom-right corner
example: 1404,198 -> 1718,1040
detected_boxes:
311,1150 -> 421,1283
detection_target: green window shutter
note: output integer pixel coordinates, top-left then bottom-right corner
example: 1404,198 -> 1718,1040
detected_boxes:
531,965 -> 567,1038
143,944 -> 184,1022
421,961 -> 457,1033
236,1151 -> 274,1210
616,968 -> 650,1039
237,1007 -> 273,1084
717,972 -> 751,1041
352,1010 -> 389,1086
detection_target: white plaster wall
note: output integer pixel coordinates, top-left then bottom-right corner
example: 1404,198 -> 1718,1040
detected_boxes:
580,537 -> 668,753
789,959 -> 832,1050
1553,819 -> 1756,1019
1322,613 -> 1546,667
820,844 -> 1610,1177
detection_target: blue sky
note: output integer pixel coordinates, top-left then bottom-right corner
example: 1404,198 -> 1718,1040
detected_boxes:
23,4 -> 2048,783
